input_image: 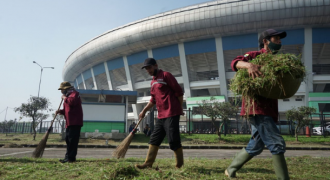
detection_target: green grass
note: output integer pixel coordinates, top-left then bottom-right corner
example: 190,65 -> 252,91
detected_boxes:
1,133 -> 329,148
181,133 -> 330,143
179,134 -> 330,147
0,156 -> 329,179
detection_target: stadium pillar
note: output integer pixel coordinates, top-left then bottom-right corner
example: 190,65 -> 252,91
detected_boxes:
303,28 -> 313,106
125,96 -> 129,133
215,37 -> 228,101
81,73 -> 87,90
147,49 -> 153,58
123,56 -> 134,91
104,62 -> 113,90
178,43 -> 191,98
75,79 -> 79,89
91,68 -> 98,90
123,56 -> 140,125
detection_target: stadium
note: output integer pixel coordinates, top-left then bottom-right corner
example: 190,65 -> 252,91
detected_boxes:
62,0 -> 330,133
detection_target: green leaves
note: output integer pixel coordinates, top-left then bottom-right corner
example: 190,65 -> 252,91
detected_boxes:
193,97 -> 238,122
286,106 -> 316,123
229,53 -> 306,117
286,106 -> 316,141
230,53 -> 306,96
193,97 -> 239,139
14,96 -> 51,140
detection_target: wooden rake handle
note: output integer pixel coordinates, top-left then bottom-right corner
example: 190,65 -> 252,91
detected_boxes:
47,99 -> 64,133
131,112 -> 150,134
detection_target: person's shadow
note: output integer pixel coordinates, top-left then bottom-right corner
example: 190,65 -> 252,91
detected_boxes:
239,167 -> 274,174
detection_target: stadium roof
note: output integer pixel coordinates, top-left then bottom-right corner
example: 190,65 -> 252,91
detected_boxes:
63,0 -> 330,81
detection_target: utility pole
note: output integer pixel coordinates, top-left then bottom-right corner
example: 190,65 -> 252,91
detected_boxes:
4,107 -> 8,136
4,107 -> 8,121
33,61 -> 54,97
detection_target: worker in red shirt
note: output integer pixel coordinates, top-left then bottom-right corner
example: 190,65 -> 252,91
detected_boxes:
225,29 -> 290,180
56,82 -> 83,163
135,58 -> 184,169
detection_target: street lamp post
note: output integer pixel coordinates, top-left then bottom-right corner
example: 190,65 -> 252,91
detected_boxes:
33,61 -> 54,97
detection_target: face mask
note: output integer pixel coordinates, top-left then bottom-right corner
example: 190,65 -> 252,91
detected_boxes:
268,41 -> 282,54
62,90 -> 68,95
153,68 -> 158,76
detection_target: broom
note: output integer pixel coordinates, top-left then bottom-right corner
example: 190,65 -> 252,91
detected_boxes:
112,116 -> 146,159
32,99 -> 64,158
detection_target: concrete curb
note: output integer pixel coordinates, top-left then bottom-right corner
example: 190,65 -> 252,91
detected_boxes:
2,144 -> 330,150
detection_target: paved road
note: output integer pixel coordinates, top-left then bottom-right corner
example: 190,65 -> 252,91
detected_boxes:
0,148 -> 329,159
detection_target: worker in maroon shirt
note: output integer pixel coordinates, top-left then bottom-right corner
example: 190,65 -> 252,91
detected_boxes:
135,58 -> 184,169
225,29 -> 290,180
56,82 -> 83,163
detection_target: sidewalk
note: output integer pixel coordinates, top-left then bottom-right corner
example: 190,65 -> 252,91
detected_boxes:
1,148 -> 330,159
1,133 -> 329,150
2,144 -> 329,150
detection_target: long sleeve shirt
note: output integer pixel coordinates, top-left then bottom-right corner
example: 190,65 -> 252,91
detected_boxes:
59,90 -> 83,128
150,69 -> 184,119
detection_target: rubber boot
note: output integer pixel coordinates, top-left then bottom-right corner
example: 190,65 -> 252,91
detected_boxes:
225,148 -> 253,177
135,145 -> 159,169
174,147 -> 184,168
272,153 -> 290,180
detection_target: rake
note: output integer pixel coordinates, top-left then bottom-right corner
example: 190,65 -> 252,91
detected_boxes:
112,116 -> 145,159
32,99 -> 63,158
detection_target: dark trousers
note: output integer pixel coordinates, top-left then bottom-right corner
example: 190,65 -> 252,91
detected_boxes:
65,126 -> 81,161
149,115 -> 182,151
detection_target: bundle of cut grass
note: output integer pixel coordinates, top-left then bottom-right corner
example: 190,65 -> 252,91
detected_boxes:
230,53 -> 306,101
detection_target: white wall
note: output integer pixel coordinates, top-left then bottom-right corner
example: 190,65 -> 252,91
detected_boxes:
82,104 -> 125,122
278,96 -> 305,112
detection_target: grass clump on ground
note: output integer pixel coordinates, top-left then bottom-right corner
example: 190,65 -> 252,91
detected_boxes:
0,156 -> 329,179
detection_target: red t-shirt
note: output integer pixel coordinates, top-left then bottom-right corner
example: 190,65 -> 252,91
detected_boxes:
231,48 -> 278,122
150,69 -> 184,119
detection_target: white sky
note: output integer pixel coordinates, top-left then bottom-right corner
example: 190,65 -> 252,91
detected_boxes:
0,0 -> 210,122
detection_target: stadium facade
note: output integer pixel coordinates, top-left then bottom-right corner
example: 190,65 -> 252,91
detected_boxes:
62,0 -> 330,131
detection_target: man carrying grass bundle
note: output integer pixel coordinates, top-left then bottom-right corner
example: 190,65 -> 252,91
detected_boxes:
225,29 -> 290,180
135,58 -> 184,169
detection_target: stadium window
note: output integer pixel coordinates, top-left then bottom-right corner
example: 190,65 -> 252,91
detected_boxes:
138,92 -> 144,97
182,102 -> 187,110
128,105 -> 133,113
318,103 -> 330,113
295,98 -> 302,101
313,83 -> 330,92
191,89 -> 210,97
283,99 -> 290,102
105,95 -> 122,103
146,90 -> 151,96
312,64 -> 330,75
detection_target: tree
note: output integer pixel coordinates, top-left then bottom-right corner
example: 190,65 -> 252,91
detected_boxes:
0,120 -> 15,135
14,96 -> 51,140
286,106 -> 316,141
3,120 -> 16,136
217,102 -> 239,137
193,97 -> 238,140
0,122 -> 5,133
